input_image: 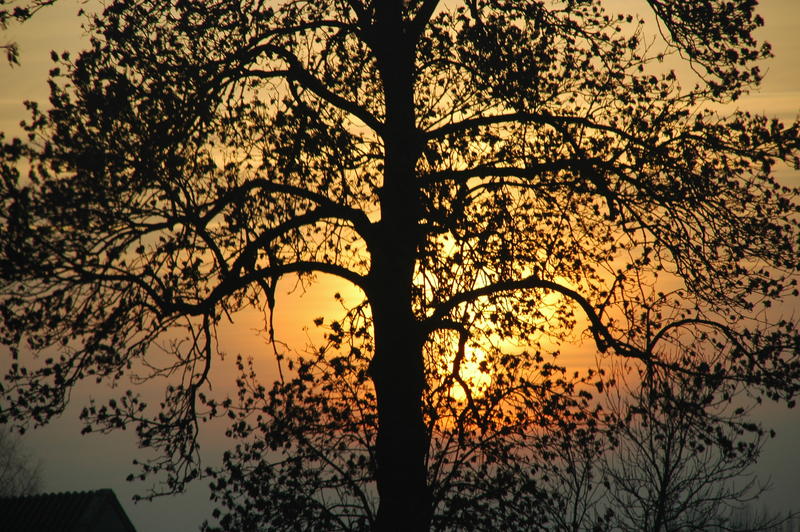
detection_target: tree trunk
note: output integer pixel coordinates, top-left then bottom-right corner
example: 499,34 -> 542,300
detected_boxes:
368,4 -> 430,529
368,131 -> 428,529
368,120 -> 430,529
369,303 -> 431,531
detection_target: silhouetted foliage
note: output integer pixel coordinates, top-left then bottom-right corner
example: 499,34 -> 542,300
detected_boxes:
1,1 -> 800,530
200,314 -> 784,531
202,305 -> 603,531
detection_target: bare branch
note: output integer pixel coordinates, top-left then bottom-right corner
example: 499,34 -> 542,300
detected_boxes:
245,44 -> 384,135
427,275 -> 639,358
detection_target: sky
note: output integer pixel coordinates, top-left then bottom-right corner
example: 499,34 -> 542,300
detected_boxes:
1,1 -> 799,531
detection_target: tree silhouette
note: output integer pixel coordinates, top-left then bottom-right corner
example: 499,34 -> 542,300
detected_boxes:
201,315 -> 783,531
1,1 -> 799,530
0,428 -> 41,497
601,339 -> 779,532
201,304 -> 603,531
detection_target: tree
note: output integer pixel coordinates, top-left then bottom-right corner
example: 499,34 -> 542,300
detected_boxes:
537,327 -> 794,532
1,1 -> 799,530
724,505 -> 799,532
0,428 -> 41,497
601,342 -> 777,532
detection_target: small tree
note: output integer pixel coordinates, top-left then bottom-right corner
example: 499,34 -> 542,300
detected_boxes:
0,428 -> 41,497
721,504 -> 797,532
1,1 -> 799,530
600,324 -> 786,532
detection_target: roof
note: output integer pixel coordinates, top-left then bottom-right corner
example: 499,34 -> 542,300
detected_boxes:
0,489 -> 137,532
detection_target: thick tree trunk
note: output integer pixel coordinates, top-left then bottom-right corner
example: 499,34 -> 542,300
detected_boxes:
368,4 -> 430,529
368,84 -> 429,523
368,134 -> 431,529
369,301 -> 431,531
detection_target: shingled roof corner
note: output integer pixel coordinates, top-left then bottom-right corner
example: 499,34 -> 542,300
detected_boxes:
0,489 -> 137,532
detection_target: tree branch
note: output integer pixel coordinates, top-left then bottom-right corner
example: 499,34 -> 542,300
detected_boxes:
409,0 -> 440,41
420,158 -> 602,186
204,261 -> 368,312
646,318 -> 742,354
425,111 -> 647,147
204,178 -> 374,241
245,44 -> 384,135
426,275 -> 639,358
228,205 -> 366,275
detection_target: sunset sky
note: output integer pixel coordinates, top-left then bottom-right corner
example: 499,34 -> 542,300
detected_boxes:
1,1 -> 799,530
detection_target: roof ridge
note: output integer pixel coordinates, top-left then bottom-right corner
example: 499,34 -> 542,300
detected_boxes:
0,488 -> 110,500
0,488 -> 109,496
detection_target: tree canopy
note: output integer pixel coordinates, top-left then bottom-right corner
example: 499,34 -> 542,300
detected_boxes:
1,0 -> 799,530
